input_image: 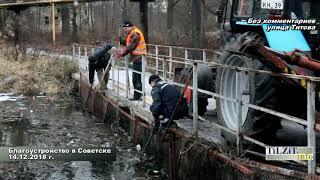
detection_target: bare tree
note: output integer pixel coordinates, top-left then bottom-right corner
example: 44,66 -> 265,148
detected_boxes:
89,2 -> 94,32
0,9 -> 3,31
61,4 -> 70,37
122,0 -> 128,22
72,6 -> 78,42
192,0 -> 201,58
167,0 -> 174,45
104,1 -> 108,31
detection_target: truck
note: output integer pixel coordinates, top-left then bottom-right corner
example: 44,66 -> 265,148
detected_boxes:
215,0 -> 320,145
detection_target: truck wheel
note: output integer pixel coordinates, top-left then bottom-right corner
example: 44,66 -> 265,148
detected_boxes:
215,33 -> 282,146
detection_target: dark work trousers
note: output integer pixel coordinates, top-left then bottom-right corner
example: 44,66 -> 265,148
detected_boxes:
198,97 -> 208,116
132,61 -> 142,99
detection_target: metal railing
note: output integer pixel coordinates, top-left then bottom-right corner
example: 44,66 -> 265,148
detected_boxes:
72,43 -> 319,174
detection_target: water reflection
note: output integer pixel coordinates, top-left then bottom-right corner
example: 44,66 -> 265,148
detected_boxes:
0,94 -> 167,179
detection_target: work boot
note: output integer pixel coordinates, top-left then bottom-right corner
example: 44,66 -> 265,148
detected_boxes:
159,121 -> 178,131
129,93 -> 141,101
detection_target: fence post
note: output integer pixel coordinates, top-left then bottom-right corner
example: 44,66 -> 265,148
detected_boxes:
112,54 -> 115,91
125,56 -> 129,98
72,44 -> 75,62
156,45 -> 159,75
84,47 -> 87,57
169,47 -> 173,79
163,58 -> 167,81
184,49 -> 188,68
236,70 -> 243,156
78,46 -> 81,58
202,50 -> 206,62
117,57 -> 120,102
307,80 -> 316,174
142,55 -> 146,107
192,62 -> 198,136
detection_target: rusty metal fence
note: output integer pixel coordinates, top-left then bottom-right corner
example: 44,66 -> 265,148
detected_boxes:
72,43 -> 319,175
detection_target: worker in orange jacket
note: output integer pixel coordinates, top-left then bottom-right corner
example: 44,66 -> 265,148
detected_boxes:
116,21 -> 147,101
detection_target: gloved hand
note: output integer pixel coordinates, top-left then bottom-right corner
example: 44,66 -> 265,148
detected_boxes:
104,43 -> 114,51
114,47 -> 126,59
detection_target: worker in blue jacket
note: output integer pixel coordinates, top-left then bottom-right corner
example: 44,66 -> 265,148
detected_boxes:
88,43 -> 114,89
149,75 -> 189,132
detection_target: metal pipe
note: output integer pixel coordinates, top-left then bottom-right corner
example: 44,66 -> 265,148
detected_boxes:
202,50 -> 206,62
78,46 -> 81,58
236,70 -> 242,156
146,66 -> 165,72
117,58 -> 120,102
146,43 -> 216,53
192,62 -> 198,136
163,58 -> 167,81
111,54 -> 115,91
185,50 -> 188,68
243,135 -> 268,148
142,55 -> 146,107
169,46 -> 173,79
247,104 -> 307,126
156,45 -> 159,75
125,56 -> 129,98
72,44 -> 75,62
146,53 -> 320,81
307,80 -> 316,174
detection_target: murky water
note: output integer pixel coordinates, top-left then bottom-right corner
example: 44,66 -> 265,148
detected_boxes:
0,93 -> 167,180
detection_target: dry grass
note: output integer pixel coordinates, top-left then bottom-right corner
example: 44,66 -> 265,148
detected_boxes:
0,49 -> 78,95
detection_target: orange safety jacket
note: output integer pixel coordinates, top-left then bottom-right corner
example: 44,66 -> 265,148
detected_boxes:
126,26 -> 147,55
184,86 -> 192,104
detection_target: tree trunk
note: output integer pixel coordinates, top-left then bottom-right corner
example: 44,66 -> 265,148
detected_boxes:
61,4 -> 70,37
0,9 -> 3,32
14,10 -> 21,60
79,4 -> 82,31
167,0 -> 174,45
111,1 -> 114,33
122,0 -> 127,22
192,0 -> 201,58
72,6 -> 78,42
201,0 -> 207,48
89,2 -> 94,32
104,1 -> 109,32
105,1 -> 108,31
139,0 -> 148,43
37,7 -> 41,30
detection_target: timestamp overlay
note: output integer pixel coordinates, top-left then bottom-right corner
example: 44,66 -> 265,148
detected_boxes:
0,145 -> 116,161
